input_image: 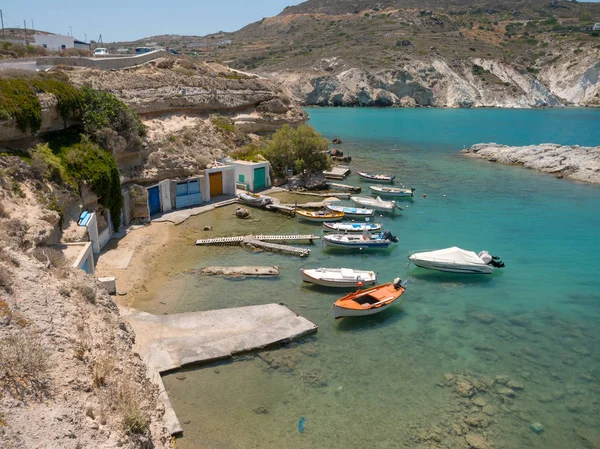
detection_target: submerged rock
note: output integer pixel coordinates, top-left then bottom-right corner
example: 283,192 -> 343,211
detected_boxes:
468,312 -> 496,324
530,422 -> 544,433
235,207 -> 250,219
465,433 -> 494,449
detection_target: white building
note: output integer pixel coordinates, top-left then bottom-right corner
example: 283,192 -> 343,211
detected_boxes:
33,34 -> 91,51
593,23 -> 600,31
232,160 -> 271,192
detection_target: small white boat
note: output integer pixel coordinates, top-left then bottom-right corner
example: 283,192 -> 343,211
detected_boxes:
369,185 -> 415,198
296,209 -> 345,222
333,278 -> 407,319
358,172 -> 395,183
238,192 -> 273,206
323,222 -> 382,233
300,268 -> 377,288
408,247 -> 505,274
326,204 -> 375,219
351,196 -> 399,213
323,231 -> 398,249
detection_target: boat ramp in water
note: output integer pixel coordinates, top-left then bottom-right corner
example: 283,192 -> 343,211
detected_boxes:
120,304 -> 317,435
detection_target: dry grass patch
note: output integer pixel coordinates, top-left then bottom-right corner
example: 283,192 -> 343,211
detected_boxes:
112,372 -> 150,434
0,330 -> 49,399
32,246 -> 66,269
0,264 -> 13,294
92,351 -> 116,388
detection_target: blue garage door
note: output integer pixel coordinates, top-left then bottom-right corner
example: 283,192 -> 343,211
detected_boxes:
254,167 -> 266,190
148,186 -> 161,216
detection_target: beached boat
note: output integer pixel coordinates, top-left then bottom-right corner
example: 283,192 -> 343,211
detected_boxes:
333,278 -> 407,319
369,185 -> 415,198
408,247 -> 505,274
296,209 -> 345,222
323,231 -> 398,249
351,196 -> 399,213
325,204 -> 375,219
238,192 -> 274,206
358,172 -> 395,184
300,268 -> 377,288
323,222 -> 382,233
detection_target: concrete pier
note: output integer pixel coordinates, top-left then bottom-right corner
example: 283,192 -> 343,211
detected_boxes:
120,304 -> 318,435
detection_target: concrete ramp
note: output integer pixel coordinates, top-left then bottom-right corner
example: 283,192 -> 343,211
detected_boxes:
120,304 -> 318,434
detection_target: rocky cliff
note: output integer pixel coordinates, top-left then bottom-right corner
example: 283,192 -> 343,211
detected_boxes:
463,143 -> 600,184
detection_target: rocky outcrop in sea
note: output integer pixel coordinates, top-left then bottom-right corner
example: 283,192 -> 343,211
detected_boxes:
462,143 -> 600,185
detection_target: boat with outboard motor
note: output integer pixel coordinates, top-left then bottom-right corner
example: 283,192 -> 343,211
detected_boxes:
351,196 -> 399,213
408,247 -> 505,274
323,230 -> 398,249
300,268 -> 377,288
238,192 -> 274,206
323,221 -> 382,233
333,278 -> 407,319
369,185 -> 415,198
358,172 -> 395,184
296,209 -> 345,222
325,204 -> 375,219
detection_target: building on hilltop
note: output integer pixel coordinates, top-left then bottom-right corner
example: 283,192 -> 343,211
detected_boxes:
33,34 -> 91,51
593,23 -> 600,31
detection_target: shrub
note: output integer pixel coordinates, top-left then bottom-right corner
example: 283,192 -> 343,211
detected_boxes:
32,246 -> 66,269
472,64 -> 485,76
262,124 -> 331,178
0,202 -> 8,219
31,143 -> 66,183
0,264 -> 12,293
114,373 -> 150,434
92,352 -> 115,388
0,330 -> 49,399
76,282 -> 97,304
156,58 -> 175,69
210,114 -> 236,133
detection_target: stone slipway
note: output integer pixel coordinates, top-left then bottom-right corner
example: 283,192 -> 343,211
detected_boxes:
119,303 -> 318,434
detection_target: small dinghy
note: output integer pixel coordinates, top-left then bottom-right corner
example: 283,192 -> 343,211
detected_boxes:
333,278 -> 407,319
300,268 -> 377,288
358,172 -> 395,184
326,204 -> 375,219
351,196 -> 399,213
408,247 -> 505,274
323,231 -> 398,249
369,185 -> 415,198
323,222 -> 382,233
238,192 -> 273,206
296,209 -> 344,222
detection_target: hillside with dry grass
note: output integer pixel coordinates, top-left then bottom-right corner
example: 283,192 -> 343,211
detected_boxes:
117,0 -> 600,107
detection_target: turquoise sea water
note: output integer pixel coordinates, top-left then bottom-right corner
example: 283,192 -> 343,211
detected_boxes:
146,108 -> 600,449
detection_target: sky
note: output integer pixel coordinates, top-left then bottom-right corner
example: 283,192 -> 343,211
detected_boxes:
0,0 -> 303,43
1,0 -> 598,43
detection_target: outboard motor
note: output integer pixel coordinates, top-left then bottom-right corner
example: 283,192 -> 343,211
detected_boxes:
479,251 -> 505,268
382,230 -> 399,243
490,256 -> 505,268
393,277 -> 408,289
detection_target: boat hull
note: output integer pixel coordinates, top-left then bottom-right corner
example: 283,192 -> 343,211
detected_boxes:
322,222 -> 382,233
323,237 -> 390,249
326,205 -> 374,219
296,210 -> 344,222
409,258 -> 493,274
300,269 -> 377,288
351,197 -> 396,213
333,302 -> 393,318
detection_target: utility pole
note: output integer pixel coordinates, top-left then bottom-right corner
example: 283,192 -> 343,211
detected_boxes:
31,18 -> 34,33
0,10 -> 5,40
69,26 -> 72,37
23,19 -> 27,44
85,33 -> 87,43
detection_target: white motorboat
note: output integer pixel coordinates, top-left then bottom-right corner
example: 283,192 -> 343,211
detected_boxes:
326,204 -> 375,219
369,185 -> 415,198
358,172 -> 395,183
323,231 -> 398,249
300,268 -> 377,288
408,247 -> 505,274
238,192 -> 273,206
351,196 -> 399,213
323,222 -> 382,233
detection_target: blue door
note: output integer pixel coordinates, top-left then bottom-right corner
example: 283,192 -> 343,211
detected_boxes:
254,167 -> 266,190
148,186 -> 161,216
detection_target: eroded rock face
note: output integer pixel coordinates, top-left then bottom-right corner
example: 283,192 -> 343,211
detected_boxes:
268,53 -> 600,108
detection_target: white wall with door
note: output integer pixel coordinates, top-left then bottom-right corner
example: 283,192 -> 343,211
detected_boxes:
232,160 -> 271,192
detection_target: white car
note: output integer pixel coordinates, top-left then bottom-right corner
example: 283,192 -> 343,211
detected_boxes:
93,48 -> 109,56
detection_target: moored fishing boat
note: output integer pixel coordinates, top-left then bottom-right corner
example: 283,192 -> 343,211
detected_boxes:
408,247 -> 505,274
323,222 -> 382,233
238,192 -> 274,206
323,231 -> 398,249
296,209 -> 345,222
351,196 -> 399,213
325,204 -> 375,219
358,172 -> 395,183
300,268 -> 377,288
333,278 -> 407,319
369,185 -> 415,198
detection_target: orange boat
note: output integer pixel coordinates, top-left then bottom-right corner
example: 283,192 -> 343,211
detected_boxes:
333,278 -> 407,319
